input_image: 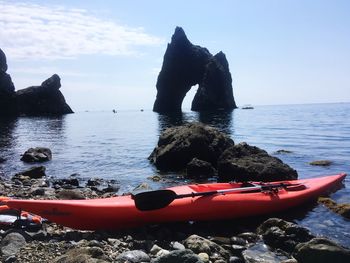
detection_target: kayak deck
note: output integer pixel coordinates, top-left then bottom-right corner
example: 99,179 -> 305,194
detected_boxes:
4,173 -> 347,230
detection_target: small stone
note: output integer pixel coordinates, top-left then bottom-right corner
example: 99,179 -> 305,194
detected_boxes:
229,256 -> 243,263
230,236 -> 248,246
237,232 -> 259,243
198,252 -> 209,263
171,241 -> 185,250
150,244 -> 163,255
115,250 -> 150,263
152,249 -> 203,263
156,249 -> 170,257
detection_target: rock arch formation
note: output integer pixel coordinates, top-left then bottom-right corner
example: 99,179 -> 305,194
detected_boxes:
153,27 -> 237,113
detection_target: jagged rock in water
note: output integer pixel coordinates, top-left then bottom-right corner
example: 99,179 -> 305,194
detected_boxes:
16,74 -> 73,115
217,142 -> 298,182
0,48 -> 73,116
0,48 -> 17,115
149,122 -> 234,171
0,48 -> 8,72
153,27 -> 236,113
192,52 -> 235,111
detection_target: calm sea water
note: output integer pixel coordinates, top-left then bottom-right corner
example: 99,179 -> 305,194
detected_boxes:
0,103 -> 349,246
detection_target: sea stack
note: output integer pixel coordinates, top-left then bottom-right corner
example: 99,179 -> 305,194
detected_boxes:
0,48 -> 17,115
153,27 -> 237,113
0,48 -> 73,116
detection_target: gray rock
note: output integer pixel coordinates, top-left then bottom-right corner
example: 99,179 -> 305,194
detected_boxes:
116,250 -> 150,263
149,122 -> 234,171
184,234 -> 230,260
21,147 -> 52,163
56,189 -> 85,200
152,249 -> 203,263
218,142 -> 298,182
53,247 -> 109,263
170,241 -> 185,250
1,232 -> 27,258
293,237 -> 350,263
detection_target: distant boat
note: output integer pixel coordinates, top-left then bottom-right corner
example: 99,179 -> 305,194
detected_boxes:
241,105 -> 254,109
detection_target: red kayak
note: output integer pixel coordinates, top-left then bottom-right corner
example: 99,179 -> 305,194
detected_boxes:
4,173 -> 347,230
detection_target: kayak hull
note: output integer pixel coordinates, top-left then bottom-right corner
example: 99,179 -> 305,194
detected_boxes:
5,173 -> 347,230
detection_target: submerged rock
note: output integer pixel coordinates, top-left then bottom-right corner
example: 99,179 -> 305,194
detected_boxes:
153,27 -> 236,112
293,237 -> 350,263
318,197 -> 350,219
309,160 -> 333,166
218,142 -> 298,182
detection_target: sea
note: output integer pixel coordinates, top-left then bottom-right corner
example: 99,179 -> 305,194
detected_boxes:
0,102 -> 349,246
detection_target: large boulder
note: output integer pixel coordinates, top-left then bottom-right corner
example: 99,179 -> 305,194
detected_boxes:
153,27 -> 236,112
218,142 -> 298,182
149,122 -> 234,171
16,74 -> 73,115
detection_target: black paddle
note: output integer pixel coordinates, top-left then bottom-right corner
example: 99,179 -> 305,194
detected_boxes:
132,182 -> 304,211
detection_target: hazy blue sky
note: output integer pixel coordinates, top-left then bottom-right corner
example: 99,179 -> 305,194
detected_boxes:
1,0 -> 349,111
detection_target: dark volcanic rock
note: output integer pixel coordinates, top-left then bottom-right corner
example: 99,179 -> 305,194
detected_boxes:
192,52 -> 236,111
186,158 -> 216,178
16,74 -> 73,115
0,48 -> 7,72
149,122 -> 234,171
153,27 -> 236,112
293,237 -> 350,263
0,48 -> 17,116
217,142 -> 298,182
0,48 -> 73,116
14,166 -> 47,179
21,147 -> 52,163
257,218 -> 314,253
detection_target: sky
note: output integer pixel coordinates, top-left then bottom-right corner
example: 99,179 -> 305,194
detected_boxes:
0,0 -> 349,111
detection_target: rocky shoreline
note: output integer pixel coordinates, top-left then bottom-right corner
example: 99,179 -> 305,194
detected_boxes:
0,165 -> 349,262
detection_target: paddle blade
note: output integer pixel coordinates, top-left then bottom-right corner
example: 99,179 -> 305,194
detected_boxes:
133,189 -> 178,211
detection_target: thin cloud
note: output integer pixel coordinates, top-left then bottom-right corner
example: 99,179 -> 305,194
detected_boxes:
0,1 -> 164,60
